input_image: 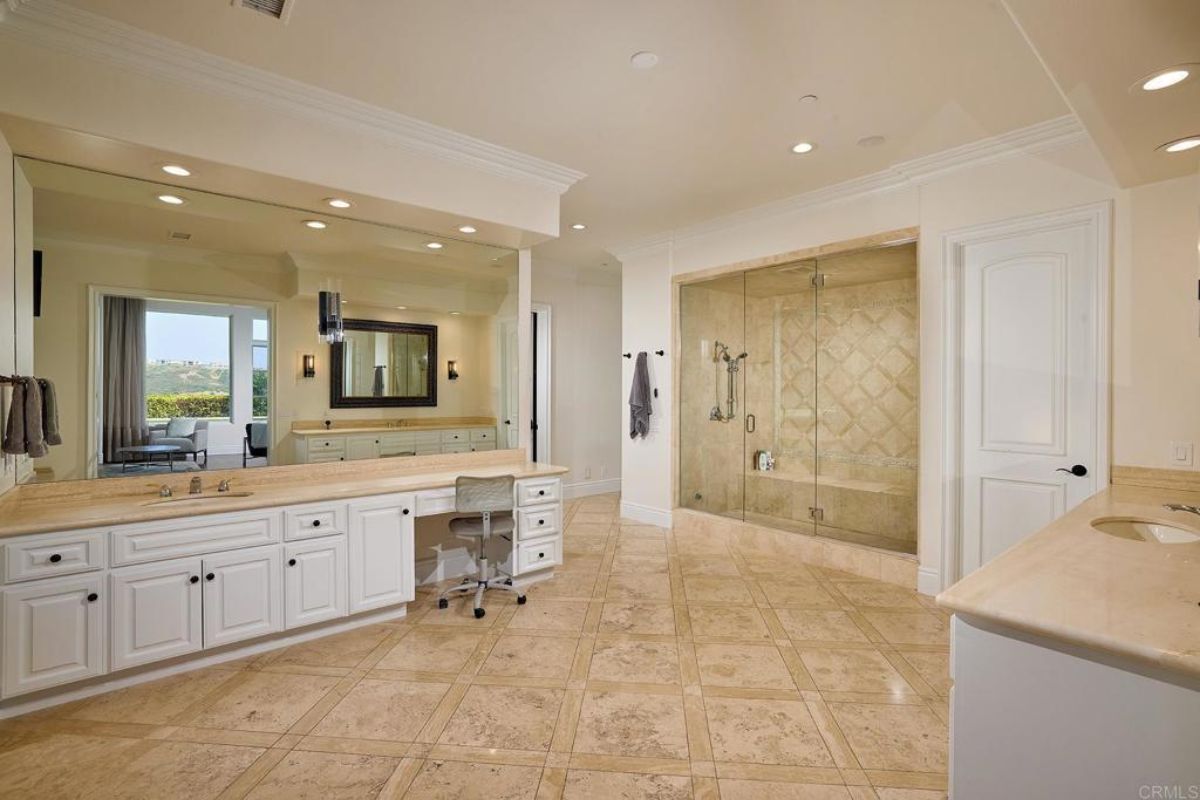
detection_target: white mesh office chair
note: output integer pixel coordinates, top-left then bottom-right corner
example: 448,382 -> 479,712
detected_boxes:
436,475 -> 526,619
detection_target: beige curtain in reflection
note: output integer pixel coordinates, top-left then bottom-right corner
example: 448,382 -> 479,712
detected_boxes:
102,296 -> 148,462
389,335 -> 409,395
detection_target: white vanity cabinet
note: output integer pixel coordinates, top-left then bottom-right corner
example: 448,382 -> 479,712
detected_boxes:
284,536 -> 347,628
2,573 -> 106,697
110,558 -> 203,670
295,426 -> 497,463
348,494 -> 415,613
202,545 -> 283,649
513,478 -> 563,574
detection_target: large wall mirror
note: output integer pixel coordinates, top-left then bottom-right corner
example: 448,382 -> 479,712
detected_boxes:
332,320 -> 437,407
8,155 -> 521,482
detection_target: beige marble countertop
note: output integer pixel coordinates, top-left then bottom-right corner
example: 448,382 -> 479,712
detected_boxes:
0,451 -> 565,539
937,485 -> 1200,678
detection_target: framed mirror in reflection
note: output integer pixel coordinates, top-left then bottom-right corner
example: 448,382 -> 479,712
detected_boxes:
330,320 -> 437,407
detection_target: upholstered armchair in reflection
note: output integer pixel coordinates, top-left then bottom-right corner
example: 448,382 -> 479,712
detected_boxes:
148,418 -> 210,466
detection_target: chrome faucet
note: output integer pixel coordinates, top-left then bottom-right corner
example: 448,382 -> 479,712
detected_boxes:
1163,503 -> 1200,516
218,479 -> 232,493
189,476 -> 202,495
159,485 -> 173,498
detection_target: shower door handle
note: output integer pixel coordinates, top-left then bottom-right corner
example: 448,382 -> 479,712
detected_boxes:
745,414 -> 756,433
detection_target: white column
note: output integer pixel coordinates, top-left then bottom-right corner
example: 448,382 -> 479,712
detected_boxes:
518,248 -> 533,457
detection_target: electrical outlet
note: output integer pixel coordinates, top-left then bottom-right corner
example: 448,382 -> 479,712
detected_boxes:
1170,441 -> 1194,467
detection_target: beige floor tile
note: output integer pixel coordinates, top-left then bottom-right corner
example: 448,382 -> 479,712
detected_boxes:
404,759 -> 543,799
610,554 -> 671,574
588,639 -> 681,684
507,599 -> 590,633
761,581 -> 840,609
0,734 -> 150,797
704,696 -> 834,767
829,703 -> 947,773
438,685 -> 563,750
676,554 -> 741,576
693,643 -> 796,690
859,612 -> 949,646
615,538 -> 668,556
246,749 -> 399,799
67,667 -> 238,725
799,649 -> 914,694
687,606 -> 772,640
311,679 -> 449,741
895,651 -> 951,696
718,780 -> 854,799
190,672 -> 340,733
480,634 -> 580,680
562,769 -> 692,799
110,740 -> 265,799
874,790 -> 947,799
572,691 -> 689,759
683,576 -> 755,604
375,628 -> 483,673
598,602 -> 677,635
832,582 -> 923,609
606,573 -> 674,602
268,624 -> 397,669
775,610 -> 870,643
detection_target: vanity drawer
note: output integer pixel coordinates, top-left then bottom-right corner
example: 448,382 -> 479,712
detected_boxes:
517,536 -> 561,572
309,437 -> 345,453
308,452 -> 345,463
469,428 -> 495,443
3,529 -> 107,584
415,487 -> 456,516
284,503 -> 348,541
440,429 -> 470,443
470,443 -> 496,452
517,505 -> 561,539
112,510 -> 282,566
378,432 -> 417,457
413,431 -> 442,446
516,478 -> 560,507
442,442 -> 471,454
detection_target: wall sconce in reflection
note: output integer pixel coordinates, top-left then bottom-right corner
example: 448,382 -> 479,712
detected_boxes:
447,360 -> 459,381
302,354 -> 316,378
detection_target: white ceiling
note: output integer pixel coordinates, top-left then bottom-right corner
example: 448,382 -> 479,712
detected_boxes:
58,0 -> 1071,268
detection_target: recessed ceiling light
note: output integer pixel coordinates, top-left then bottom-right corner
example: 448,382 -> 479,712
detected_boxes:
791,142 -> 815,154
458,225 -> 477,234
1159,136 -> 1200,153
157,194 -> 185,205
325,197 -> 352,209
1137,65 -> 1195,92
425,242 -> 444,250
161,164 -> 191,177
396,306 -> 407,310
304,220 -> 327,229
630,51 -> 659,69
857,135 -> 886,148
571,223 -> 587,230
449,311 -> 461,315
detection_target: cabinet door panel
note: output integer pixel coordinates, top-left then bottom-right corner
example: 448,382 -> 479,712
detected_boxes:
2,575 -> 105,697
348,496 -> 414,613
111,559 -> 203,670
202,545 -> 282,649
284,537 -> 347,629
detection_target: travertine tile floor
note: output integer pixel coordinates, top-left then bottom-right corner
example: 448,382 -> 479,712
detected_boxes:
0,493 -> 950,799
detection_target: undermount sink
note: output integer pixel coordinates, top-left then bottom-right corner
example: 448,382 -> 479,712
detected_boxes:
144,492 -> 254,506
1091,517 -> 1200,544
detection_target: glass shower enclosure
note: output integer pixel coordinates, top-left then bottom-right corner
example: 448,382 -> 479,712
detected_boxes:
678,243 -> 918,555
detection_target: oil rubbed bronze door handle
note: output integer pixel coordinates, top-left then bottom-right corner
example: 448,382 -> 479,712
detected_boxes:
1056,465 -> 1088,477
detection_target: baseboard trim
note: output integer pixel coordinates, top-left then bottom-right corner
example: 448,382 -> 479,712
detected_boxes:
619,500 -> 673,528
917,566 -> 941,597
563,478 -> 621,499
0,604 -> 407,720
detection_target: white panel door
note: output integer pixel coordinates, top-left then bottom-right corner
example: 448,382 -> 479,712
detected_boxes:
284,537 -> 348,629
2,574 -> 106,697
348,495 -> 415,613
110,558 -> 203,670
202,545 -> 282,648
960,213 -> 1103,576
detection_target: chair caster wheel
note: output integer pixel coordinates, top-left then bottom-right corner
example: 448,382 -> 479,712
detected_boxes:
517,595 -> 527,605
504,578 -> 513,585
437,598 -> 448,609
474,608 -> 486,619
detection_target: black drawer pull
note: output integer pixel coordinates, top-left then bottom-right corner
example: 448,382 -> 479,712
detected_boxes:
288,558 -> 297,566
538,552 -> 545,559
205,573 -> 215,581
189,576 -> 199,584
312,519 -> 321,527
48,553 -> 62,563
402,508 -> 410,515
537,490 -> 545,496
87,593 -> 98,602
538,520 -> 545,525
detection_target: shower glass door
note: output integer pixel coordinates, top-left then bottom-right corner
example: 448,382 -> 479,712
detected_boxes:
678,272 -> 747,520
743,261 -> 818,536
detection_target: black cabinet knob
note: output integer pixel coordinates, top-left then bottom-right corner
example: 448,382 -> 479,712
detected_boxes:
312,519 -> 321,527
86,593 -> 98,602
48,553 -> 62,563
288,558 -> 297,566
205,573 -> 215,581
538,490 -> 545,496
538,520 -> 545,525
189,576 -> 199,584
402,508 -> 410,515
538,552 -> 545,559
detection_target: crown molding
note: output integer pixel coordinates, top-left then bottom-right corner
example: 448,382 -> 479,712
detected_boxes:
0,0 -> 586,194
608,114 -> 1089,261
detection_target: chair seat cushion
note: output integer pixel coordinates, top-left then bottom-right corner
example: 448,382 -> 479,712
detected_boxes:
449,514 -> 515,537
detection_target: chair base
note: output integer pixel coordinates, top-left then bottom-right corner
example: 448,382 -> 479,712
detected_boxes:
436,567 -> 526,618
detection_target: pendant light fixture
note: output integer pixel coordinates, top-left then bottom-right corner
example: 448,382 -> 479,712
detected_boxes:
318,290 -> 344,343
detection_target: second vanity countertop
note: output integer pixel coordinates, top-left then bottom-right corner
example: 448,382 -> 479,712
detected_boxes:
0,452 -> 566,539
937,485 -> 1200,679
291,419 -> 497,436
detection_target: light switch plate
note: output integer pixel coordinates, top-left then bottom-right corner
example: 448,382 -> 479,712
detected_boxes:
1170,441 -> 1194,466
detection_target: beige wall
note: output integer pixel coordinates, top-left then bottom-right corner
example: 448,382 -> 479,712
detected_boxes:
532,262 -> 622,494
32,239 -> 503,479
0,131 -> 14,495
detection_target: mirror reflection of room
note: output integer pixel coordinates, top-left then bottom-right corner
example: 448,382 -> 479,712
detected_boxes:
17,157 -> 519,482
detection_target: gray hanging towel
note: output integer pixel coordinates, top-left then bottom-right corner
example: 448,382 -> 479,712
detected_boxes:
2,378 -> 27,455
39,378 -> 62,446
372,365 -> 385,397
628,351 -> 652,439
23,377 -> 48,458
